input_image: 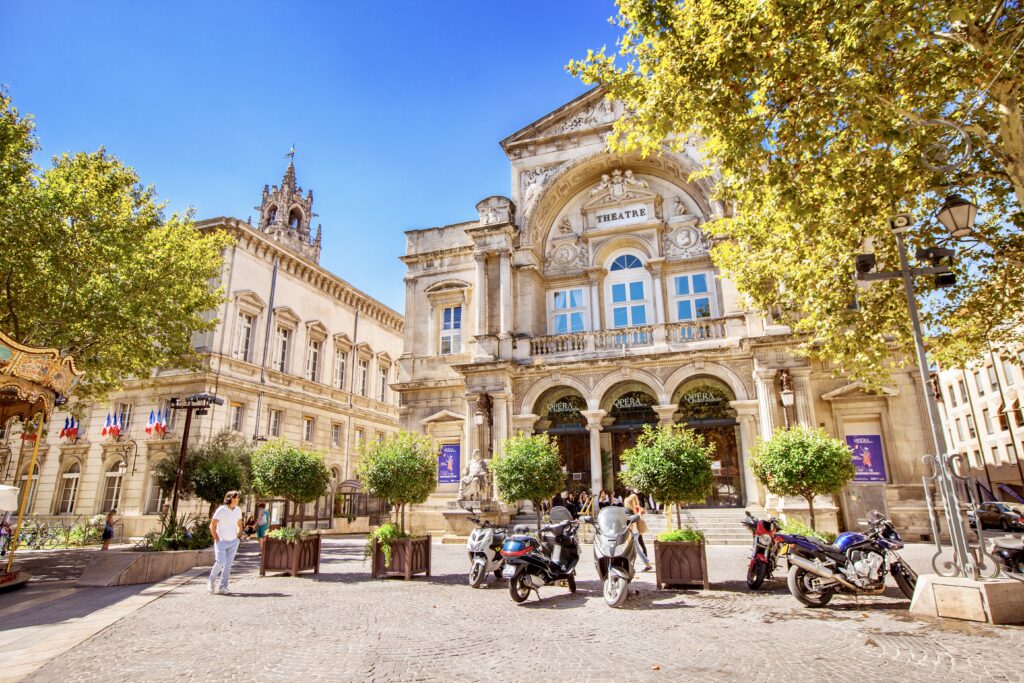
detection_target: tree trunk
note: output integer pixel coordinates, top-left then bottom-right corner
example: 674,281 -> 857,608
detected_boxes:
208,502 -> 216,519
675,501 -> 682,529
805,494 -> 816,531
535,500 -> 542,532
400,503 -> 406,533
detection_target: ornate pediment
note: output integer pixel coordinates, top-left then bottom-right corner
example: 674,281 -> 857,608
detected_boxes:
580,169 -> 662,231
501,88 -> 622,153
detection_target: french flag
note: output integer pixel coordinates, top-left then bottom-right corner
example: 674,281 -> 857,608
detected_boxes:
156,409 -> 167,436
101,412 -> 111,437
68,417 -> 79,440
111,412 -> 122,439
60,417 -> 70,438
145,410 -> 155,436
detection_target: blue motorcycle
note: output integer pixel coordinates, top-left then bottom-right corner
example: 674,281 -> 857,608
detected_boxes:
778,510 -> 917,607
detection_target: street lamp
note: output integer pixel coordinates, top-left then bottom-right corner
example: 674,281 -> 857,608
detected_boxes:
778,370 -> 795,429
935,194 -> 977,238
168,393 -> 224,522
474,393 -> 492,457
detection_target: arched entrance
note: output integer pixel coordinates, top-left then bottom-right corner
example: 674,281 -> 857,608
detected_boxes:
673,377 -> 742,507
602,382 -> 659,490
534,387 -> 590,491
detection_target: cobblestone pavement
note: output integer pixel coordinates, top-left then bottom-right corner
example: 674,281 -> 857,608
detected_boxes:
26,538 -> 1023,683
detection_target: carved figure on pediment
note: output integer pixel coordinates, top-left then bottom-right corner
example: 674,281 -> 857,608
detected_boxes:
662,225 -> 710,259
674,195 -> 687,217
483,208 -> 498,224
591,174 -> 611,197
623,170 -> 649,189
557,216 -> 573,234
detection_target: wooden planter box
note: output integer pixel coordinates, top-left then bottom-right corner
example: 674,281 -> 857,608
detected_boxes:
654,540 -> 709,590
259,535 -> 322,577
371,534 -> 431,580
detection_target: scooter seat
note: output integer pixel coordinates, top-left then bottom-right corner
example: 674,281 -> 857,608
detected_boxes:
994,537 -> 1023,551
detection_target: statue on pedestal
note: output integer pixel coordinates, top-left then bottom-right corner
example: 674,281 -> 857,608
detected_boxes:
458,448 -> 490,502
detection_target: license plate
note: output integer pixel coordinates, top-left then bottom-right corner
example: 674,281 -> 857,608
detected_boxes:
502,563 -> 515,578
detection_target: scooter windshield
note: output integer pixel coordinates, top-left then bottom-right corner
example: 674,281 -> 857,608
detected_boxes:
597,506 -> 629,537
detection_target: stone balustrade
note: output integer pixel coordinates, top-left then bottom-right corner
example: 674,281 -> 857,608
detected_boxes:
527,316 -> 742,360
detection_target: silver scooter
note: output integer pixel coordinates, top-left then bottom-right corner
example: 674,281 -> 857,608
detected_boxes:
466,515 -> 506,588
586,506 -> 640,608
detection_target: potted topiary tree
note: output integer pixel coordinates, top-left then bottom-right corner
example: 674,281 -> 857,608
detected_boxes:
620,424 -> 715,589
750,425 -> 856,531
356,431 -> 437,580
251,439 -> 331,577
189,430 -> 253,517
492,433 -> 565,531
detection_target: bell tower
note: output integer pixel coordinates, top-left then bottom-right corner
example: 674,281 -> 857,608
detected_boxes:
256,154 -> 322,263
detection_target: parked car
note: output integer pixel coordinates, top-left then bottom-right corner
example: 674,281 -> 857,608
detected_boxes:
967,502 -> 1024,531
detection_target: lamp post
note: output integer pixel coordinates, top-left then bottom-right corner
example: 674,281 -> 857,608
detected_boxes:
474,393 -> 492,458
778,370 -> 795,429
855,198 -> 987,579
167,393 -> 224,522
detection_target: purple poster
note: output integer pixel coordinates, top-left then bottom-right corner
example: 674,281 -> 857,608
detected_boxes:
438,443 -> 460,484
846,434 -> 887,483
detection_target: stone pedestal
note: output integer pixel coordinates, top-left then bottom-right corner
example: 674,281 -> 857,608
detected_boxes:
441,507 -> 509,545
909,574 -> 1024,625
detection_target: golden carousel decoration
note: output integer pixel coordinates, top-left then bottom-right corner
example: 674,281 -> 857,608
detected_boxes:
0,330 -> 82,588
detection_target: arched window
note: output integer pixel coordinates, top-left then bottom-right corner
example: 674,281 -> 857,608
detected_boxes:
147,463 -> 168,515
605,252 -> 651,329
102,461 -> 126,513
18,464 -> 39,513
1013,399 -> 1024,428
288,208 -> 302,229
266,205 -> 278,225
57,462 -> 81,514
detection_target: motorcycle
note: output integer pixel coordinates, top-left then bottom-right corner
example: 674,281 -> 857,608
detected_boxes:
466,515 -> 506,588
992,533 -> 1024,579
778,510 -> 917,607
741,511 -> 783,589
586,505 -> 641,608
501,506 -> 580,603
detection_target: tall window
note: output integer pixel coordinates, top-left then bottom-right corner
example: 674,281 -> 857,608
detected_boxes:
988,365 -> 999,391
551,289 -> 585,334
1009,443 -> 1018,463
306,340 -> 321,382
269,409 -> 282,437
57,463 -> 81,514
334,349 -> 347,390
440,306 -> 462,355
102,461 -> 125,512
975,370 -> 986,396
982,408 -> 992,434
331,423 -> 342,448
958,379 -> 968,404
236,312 -> 254,361
991,445 -> 1001,465
967,415 -> 977,438
273,327 -> 291,372
355,428 -> 364,446
229,403 -> 244,432
147,470 -> 168,514
948,386 -> 957,407
303,417 -> 315,442
1002,357 -> 1016,386
378,367 -> 388,403
116,402 -> 133,433
358,359 -> 369,396
672,272 -> 715,321
955,418 -> 964,441
607,254 -> 649,328
18,465 -> 39,513
159,399 -> 177,432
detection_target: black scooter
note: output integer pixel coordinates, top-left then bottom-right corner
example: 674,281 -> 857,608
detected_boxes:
501,506 -> 580,603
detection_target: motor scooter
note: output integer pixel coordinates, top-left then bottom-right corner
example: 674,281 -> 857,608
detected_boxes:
501,506 -> 580,603
466,515 -> 506,588
585,506 -> 640,607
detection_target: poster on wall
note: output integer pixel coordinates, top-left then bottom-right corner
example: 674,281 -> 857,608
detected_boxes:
438,443 -> 460,484
845,434 -> 887,483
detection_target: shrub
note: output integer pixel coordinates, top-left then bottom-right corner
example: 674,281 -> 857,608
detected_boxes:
620,424 -> 715,528
252,439 -> 331,526
493,433 -> 565,530
267,527 -> 312,543
365,521 -> 408,566
658,527 -> 705,543
782,518 -> 837,544
750,426 -> 855,530
135,513 -> 212,551
356,431 -> 436,533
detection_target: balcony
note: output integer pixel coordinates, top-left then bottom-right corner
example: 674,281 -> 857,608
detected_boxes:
526,316 -> 745,361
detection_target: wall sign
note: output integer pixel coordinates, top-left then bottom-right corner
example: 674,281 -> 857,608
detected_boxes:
612,395 -> 651,410
438,443 -> 460,484
594,203 -> 649,228
846,435 -> 887,483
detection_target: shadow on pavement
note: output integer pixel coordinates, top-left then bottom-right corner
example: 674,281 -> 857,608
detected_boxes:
0,582 -> 149,630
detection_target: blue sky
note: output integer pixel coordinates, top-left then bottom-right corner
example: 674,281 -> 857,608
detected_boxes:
1,1 -> 623,312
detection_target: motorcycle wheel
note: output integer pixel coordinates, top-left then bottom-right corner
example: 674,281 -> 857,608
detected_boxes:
509,570 -> 532,603
567,574 -> 577,593
787,565 -> 834,608
494,568 -> 503,580
746,561 -> 768,590
469,561 -> 486,588
604,575 -> 629,608
892,563 -> 918,600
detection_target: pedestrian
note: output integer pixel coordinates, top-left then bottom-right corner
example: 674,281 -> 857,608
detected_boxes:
208,490 -> 244,595
101,509 -> 117,551
598,490 -> 610,509
578,491 -> 591,517
566,492 -> 579,518
255,503 -> 271,549
623,490 -> 651,568
611,490 -> 624,507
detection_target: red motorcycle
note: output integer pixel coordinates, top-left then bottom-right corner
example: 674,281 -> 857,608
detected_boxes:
741,511 -> 784,589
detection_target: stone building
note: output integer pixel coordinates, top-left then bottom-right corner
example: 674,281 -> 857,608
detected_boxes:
936,352 -> 1024,503
1,161 -> 403,537
396,87 -> 936,537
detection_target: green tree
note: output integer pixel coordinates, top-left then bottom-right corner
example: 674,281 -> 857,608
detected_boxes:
570,1 -> 1024,382
619,424 -> 715,529
750,426 -> 856,530
356,431 -> 437,533
0,89 -> 231,399
189,431 -> 254,517
251,439 -> 330,527
154,455 -> 197,503
492,433 -> 565,530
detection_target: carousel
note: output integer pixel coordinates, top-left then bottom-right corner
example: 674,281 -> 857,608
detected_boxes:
0,330 -> 81,590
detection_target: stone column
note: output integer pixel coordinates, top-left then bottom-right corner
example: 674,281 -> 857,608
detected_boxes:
464,394 -> 479,461
753,368 -> 778,440
473,252 -> 488,336
790,366 -> 815,427
581,409 -> 607,498
498,250 -> 512,336
587,267 -> 605,331
653,404 -> 677,426
731,400 -> 762,506
648,258 -> 666,325
491,394 -> 509,457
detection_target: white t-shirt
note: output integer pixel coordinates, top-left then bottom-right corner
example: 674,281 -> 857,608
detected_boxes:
212,505 -> 243,542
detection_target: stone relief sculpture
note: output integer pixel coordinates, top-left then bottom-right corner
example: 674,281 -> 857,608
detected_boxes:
544,241 -> 588,275
551,98 -> 618,136
589,168 -> 654,206
458,448 -> 490,502
476,196 -> 515,226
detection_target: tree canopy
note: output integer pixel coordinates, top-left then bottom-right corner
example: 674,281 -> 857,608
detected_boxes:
188,431 -> 254,517
0,89 -> 231,399
750,426 -> 856,529
251,440 -> 331,513
570,1 -> 1024,382
619,424 -> 715,528
493,433 -> 566,529
356,431 -> 437,532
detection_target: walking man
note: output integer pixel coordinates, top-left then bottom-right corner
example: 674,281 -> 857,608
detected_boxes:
209,490 -> 243,595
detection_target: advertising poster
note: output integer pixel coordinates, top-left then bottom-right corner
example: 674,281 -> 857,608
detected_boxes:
845,434 -> 887,483
438,443 -> 460,484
